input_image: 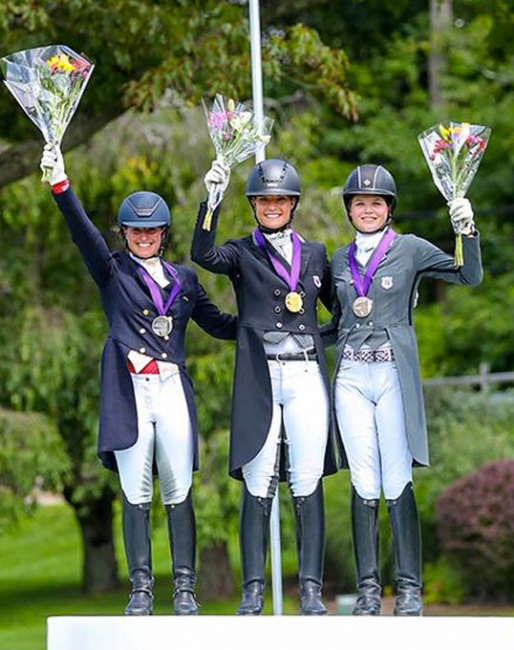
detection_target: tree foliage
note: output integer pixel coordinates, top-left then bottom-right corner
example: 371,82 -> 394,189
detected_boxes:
0,0 -> 357,187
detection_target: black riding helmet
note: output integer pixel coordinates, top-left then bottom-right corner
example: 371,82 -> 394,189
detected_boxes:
343,164 -> 397,217
245,158 -> 301,197
245,159 -> 301,232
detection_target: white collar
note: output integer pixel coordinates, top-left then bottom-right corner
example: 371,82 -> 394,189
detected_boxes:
355,229 -> 387,252
130,253 -> 161,268
263,228 -> 293,242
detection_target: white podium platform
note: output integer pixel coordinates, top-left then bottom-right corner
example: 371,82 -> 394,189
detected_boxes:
47,615 -> 514,650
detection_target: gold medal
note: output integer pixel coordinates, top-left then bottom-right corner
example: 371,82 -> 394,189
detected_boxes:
352,296 -> 373,318
285,291 -> 303,313
152,315 -> 173,337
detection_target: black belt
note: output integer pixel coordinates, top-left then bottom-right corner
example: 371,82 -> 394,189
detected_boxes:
266,350 -> 318,362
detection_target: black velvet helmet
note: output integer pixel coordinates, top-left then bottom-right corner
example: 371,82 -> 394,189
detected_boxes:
342,164 -> 397,213
117,191 -> 171,227
245,159 -> 301,197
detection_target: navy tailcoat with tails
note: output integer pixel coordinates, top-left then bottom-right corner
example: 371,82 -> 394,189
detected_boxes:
191,202 -> 339,480
53,187 -> 237,471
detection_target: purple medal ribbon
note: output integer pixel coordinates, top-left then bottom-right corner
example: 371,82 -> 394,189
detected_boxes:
253,228 -> 302,291
348,228 -> 395,297
136,259 -> 181,316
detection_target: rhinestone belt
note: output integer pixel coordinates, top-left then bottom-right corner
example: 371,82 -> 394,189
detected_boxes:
342,348 -> 395,363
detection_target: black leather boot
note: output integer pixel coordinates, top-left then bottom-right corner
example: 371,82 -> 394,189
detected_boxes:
166,491 -> 199,615
236,484 -> 272,616
351,488 -> 381,616
294,482 -> 327,616
386,482 -> 423,616
122,495 -> 154,616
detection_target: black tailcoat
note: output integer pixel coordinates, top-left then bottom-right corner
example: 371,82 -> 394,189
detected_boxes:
53,187 -> 237,471
191,202 -> 338,480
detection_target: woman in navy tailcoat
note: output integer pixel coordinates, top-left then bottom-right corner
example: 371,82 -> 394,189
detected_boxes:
40,144 -> 236,616
191,158 -> 338,616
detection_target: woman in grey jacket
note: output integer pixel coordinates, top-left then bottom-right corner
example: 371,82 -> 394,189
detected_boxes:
331,164 -> 483,616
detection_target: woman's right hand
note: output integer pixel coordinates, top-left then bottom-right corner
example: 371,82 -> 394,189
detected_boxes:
40,143 -> 68,185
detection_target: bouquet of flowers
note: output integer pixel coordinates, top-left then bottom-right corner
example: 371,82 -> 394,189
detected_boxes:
1,44 -> 95,181
418,121 -> 491,265
202,93 -> 274,230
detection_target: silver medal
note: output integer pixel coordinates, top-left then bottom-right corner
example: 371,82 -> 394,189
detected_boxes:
352,296 -> 373,318
152,315 -> 173,337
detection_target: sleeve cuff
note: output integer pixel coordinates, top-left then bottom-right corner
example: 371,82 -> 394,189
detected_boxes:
51,179 -> 70,194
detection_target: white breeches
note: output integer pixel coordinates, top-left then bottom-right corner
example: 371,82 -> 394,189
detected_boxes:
114,372 -> 193,506
334,359 -> 412,500
243,360 -> 329,498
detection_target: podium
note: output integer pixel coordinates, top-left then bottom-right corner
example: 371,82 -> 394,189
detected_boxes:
47,615 -> 514,650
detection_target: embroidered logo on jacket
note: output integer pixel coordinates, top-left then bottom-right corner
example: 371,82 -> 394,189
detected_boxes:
381,276 -> 393,290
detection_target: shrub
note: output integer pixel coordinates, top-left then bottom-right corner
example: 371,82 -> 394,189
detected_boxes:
436,458 -> 514,601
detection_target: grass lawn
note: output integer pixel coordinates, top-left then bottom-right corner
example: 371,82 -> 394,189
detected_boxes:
0,503 -> 299,650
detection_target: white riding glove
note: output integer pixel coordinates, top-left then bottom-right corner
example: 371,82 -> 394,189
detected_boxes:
204,158 -> 231,197
40,143 -> 68,185
448,198 -> 475,236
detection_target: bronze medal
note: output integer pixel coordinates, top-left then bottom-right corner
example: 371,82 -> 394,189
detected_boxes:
352,296 -> 373,318
152,315 -> 173,337
285,291 -> 303,313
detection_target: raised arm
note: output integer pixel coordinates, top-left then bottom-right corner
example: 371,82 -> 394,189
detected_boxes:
191,160 -> 240,275
40,144 -> 113,286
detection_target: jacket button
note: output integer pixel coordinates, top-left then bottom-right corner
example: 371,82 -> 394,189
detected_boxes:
161,353 -> 168,359
274,289 -> 281,296
139,347 -> 146,354
139,328 -> 146,334
276,322 -> 283,329
274,306 -> 281,313
299,324 -> 306,331
143,309 -> 149,316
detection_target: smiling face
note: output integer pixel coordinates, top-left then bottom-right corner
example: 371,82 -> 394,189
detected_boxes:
348,194 -> 390,233
123,226 -> 165,258
252,195 -> 296,231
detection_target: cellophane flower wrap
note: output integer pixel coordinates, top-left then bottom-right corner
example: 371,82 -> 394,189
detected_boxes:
202,93 -> 274,230
0,44 -> 95,181
417,121 -> 491,265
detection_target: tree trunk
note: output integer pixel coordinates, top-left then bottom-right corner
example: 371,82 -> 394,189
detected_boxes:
198,541 -> 235,599
66,489 -> 120,594
429,0 -> 453,109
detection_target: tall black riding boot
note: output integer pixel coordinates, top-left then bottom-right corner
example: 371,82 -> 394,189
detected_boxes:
386,482 -> 423,616
294,482 -> 327,616
122,495 -> 154,616
351,488 -> 381,615
165,490 -> 199,615
236,484 -> 272,616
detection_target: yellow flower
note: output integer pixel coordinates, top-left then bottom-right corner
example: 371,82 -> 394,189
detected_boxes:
47,54 -> 76,74
439,124 -> 451,142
